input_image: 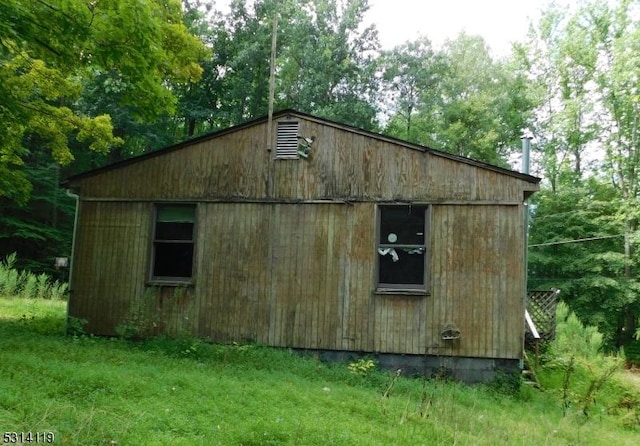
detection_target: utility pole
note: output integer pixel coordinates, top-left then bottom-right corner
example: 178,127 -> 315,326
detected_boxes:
266,13 -> 278,154
521,132 -> 533,297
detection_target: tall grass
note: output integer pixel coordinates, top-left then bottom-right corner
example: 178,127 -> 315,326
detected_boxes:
0,253 -> 68,300
1,297 -> 639,445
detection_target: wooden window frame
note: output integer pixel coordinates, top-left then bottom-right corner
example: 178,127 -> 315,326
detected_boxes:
149,204 -> 196,285
376,204 -> 430,292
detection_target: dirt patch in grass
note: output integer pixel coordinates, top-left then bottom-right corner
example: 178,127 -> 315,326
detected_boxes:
622,368 -> 640,391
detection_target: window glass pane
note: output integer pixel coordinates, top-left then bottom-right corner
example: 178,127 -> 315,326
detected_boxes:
153,243 -> 194,278
378,250 -> 425,285
155,222 -> 194,241
153,204 -> 195,279
157,206 -> 195,223
380,206 -> 425,245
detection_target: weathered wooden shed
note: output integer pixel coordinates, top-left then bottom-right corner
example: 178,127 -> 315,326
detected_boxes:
64,110 -> 540,382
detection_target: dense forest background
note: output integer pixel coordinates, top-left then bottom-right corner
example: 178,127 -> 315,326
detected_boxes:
2,0 -> 640,351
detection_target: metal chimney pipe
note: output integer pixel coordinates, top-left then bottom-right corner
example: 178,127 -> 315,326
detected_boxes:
521,132 -> 531,175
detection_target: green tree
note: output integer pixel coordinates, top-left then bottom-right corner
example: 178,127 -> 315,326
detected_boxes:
381,33 -> 533,166
435,33 -> 531,165
589,0 -> 640,344
274,0 -> 380,129
0,0 -> 205,204
524,0 -> 640,348
377,37 -> 445,142
528,182 -> 636,349
184,0 -> 381,132
0,150 -> 75,274
516,2 -> 599,190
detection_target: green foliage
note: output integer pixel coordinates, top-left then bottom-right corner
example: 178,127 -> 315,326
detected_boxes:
377,37 -> 445,142
66,316 -> 88,338
115,287 -> 161,340
2,296 -> 640,444
115,286 -> 195,340
0,253 -> 20,296
381,33 -> 533,165
0,0 -> 205,204
521,0 -> 640,348
0,253 -> 67,299
436,34 -> 532,165
163,0 -> 381,136
539,356 -> 629,420
347,358 -> 376,377
624,341 -> 640,367
528,182 -> 640,349
0,143 -> 76,274
485,370 -> 523,396
535,303 -> 628,419
20,273 -> 38,300
551,302 -> 606,361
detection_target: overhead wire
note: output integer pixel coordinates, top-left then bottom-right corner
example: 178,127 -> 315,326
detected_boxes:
528,234 -> 625,247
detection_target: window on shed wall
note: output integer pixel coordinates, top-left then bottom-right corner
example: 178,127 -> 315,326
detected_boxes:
151,204 -> 196,281
377,205 -> 429,290
276,121 -> 300,158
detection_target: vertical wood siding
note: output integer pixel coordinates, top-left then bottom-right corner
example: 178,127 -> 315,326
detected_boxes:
70,117 -> 535,204
194,202 -> 376,352
69,200 -> 525,359
67,114 -> 535,360
426,204 -> 525,359
69,201 -> 151,335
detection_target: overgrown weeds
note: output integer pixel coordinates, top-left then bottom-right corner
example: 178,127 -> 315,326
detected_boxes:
2,296 -> 640,444
115,285 -> 194,339
0,253 -> 68,300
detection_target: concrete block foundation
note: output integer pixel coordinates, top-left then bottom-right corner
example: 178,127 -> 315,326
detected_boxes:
295,349 -> 521,384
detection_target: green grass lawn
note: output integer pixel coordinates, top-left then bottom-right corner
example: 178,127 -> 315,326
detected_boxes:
0,296 -> 639,445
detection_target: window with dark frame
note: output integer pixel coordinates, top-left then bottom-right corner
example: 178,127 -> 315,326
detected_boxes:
152,204 -> 195,281
377,205 -> 428,290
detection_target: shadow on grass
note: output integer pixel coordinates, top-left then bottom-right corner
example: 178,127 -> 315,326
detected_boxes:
0,314 -> 66,336
0,297 -> 68,337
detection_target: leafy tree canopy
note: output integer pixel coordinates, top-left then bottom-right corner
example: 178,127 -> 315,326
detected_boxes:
0,0 -> 206,204
171,0 -> 380,134
380,33 -> 534,166
520,0 -> 640,347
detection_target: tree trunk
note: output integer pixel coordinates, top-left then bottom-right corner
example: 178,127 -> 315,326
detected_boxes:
187,117 -> 196,138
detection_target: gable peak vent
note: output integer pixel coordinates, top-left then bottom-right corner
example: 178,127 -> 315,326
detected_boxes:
276,121 -> 300,159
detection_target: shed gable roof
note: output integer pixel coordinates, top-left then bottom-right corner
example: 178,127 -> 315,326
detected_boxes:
64,109 -> 541,186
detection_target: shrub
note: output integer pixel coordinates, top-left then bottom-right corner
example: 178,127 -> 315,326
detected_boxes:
0,253 -> 20,295
21,273 -> 38,299
486,370 -> 522,395
538,302 -> 625,418
550,301 -> 604,362
0,253 -> 68,300
348,358 -> 376,377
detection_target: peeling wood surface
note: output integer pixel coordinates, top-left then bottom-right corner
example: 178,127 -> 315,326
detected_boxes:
69,116 -> 537,203
68,115 -> 532,360
71,201 -> 525,359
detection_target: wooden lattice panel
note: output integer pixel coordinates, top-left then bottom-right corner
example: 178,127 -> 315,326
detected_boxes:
525,289 -> 559,344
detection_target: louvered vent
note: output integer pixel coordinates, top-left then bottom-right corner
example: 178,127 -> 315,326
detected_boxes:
276,121 -> 300,158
